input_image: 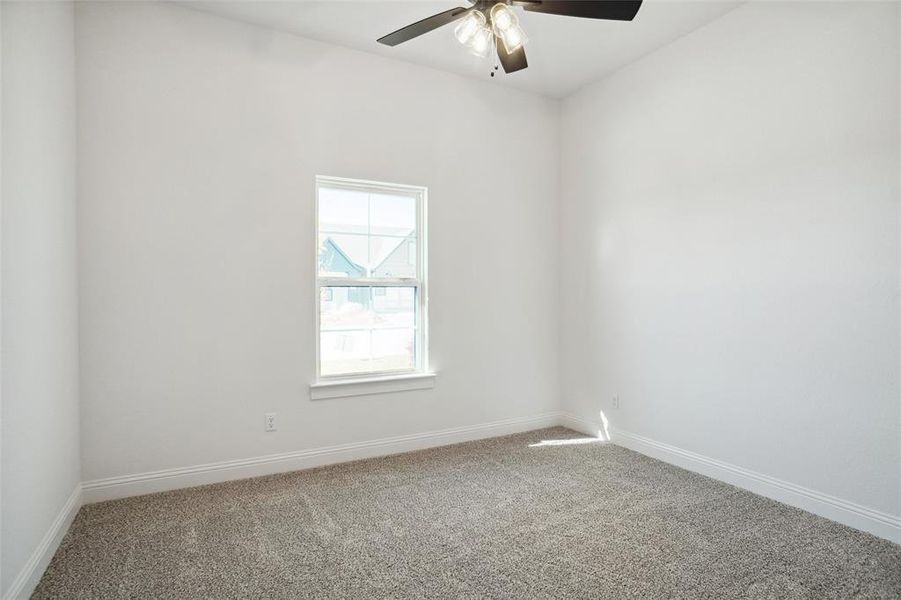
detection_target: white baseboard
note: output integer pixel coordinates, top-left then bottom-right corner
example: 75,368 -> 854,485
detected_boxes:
609,426 -> 901,545
82,412 -> 564,504
3,484 -> 82,600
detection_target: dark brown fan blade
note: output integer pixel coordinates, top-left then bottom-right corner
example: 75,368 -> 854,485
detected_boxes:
517,1 -> 642,21
377,7 -> 471,46
496,36 -> 528,74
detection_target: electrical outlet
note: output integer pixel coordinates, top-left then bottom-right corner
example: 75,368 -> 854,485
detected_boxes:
265,413 -> 277,432
612,395 -> 620,409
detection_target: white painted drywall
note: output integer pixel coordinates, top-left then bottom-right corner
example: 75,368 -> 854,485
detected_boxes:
560,1 -> 900,517
1,1 -> 81,596
76,2 -> 559,482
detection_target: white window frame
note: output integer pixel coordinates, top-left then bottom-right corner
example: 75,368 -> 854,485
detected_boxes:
312,175 -> 432,398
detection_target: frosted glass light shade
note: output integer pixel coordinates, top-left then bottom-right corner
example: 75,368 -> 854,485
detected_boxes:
455,10 -> 486,45
469,25 -> 493,57
490,3 -> 517,33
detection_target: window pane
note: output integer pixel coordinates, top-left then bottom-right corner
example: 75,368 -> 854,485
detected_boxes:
319,286 -> 417,377
318,187 -> 368,235
320,329 -> 414,377
320,286 -> 374,330
321,287 -> 415,330
317,185 -> 418,279
320,330 -> 372,376
370,235 -> 416,278
372,287 -> 415,328
319,234 -> 417,278
371,328 -> 415,372
318,234 -> 368,278
370,193 -> 416,237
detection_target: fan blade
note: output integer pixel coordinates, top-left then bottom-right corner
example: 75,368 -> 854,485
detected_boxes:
496,36 -> 528,74
377,7 -> 471,46
517,1 -> 642,21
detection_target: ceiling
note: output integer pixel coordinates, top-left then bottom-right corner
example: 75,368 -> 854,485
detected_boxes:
179,0 -> 743,98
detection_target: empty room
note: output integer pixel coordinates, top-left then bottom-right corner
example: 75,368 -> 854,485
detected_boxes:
1,0 -> 899,597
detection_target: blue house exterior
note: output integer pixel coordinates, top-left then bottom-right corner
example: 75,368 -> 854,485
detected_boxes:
319,238 -> 368,305
319,237 -> 366,278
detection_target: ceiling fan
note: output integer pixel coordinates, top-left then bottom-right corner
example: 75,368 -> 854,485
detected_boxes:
377,1 -> 643,76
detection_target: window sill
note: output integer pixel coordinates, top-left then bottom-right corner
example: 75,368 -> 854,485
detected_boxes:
310,372 -> 436,400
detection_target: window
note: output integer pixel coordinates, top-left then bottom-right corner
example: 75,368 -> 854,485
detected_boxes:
315,176 -> 428,382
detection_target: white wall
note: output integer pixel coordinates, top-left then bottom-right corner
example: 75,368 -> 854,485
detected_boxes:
76,2 -> 559,483
560,1 -> 899,518
1,2 -> 81,596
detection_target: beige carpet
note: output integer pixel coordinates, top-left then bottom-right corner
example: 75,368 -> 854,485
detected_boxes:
35,427 -> 901,599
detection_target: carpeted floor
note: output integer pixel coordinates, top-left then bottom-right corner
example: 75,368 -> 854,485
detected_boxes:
35,427 -> 901,599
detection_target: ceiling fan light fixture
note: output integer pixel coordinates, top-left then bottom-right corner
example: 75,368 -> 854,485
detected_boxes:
454,9 -> 485,46
468,24 -> 493,57
490,3 -> 517,33
489,4 -> 526,54
499,23 -> 527,53
377,1 -> 644,76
